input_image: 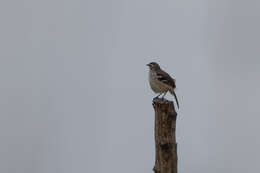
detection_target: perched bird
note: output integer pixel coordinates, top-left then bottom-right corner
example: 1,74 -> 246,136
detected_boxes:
147,62 -> 179,109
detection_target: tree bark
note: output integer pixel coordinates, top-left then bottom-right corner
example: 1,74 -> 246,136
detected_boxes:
152,98 -> 178,173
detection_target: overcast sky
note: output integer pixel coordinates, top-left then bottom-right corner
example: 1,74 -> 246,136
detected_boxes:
1,0 -> 260,173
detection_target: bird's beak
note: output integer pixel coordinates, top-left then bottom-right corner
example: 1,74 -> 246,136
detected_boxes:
146,64 -> 150,67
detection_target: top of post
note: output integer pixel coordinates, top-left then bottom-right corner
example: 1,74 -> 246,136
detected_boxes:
153,98 -> 173,105
152,98 -> 177,116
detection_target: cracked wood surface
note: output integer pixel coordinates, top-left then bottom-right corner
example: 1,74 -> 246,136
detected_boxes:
152,98 -> 178,173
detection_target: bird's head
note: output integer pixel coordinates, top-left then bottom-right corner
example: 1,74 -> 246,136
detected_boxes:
146,62 -> 160,70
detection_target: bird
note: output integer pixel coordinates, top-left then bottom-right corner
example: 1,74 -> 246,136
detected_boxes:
147,62 -> 179,109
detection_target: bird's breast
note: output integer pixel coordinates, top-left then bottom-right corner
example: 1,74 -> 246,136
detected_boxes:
149,70 -> 164,93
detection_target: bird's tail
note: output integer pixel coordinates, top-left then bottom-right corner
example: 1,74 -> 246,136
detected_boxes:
169,88 -> 179,109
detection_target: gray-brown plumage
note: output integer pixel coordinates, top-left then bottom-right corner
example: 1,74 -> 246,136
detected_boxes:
147,62 -> 179,109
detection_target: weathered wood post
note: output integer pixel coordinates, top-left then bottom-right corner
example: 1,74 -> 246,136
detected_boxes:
152,98 -> 178,173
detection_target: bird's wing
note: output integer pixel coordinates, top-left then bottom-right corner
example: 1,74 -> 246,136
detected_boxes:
156,70 -> 176,88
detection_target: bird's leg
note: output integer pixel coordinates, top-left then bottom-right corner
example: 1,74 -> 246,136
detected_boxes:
155,93 -> 162,99
162,92 -> 167,100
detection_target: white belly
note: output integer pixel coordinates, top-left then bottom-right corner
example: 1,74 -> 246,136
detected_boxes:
149,70 -> 168,93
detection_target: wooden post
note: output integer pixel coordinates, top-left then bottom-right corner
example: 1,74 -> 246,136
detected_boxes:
152,98 -> 178,173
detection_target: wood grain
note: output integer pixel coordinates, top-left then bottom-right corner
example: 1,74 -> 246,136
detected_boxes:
152,98 -> 178,173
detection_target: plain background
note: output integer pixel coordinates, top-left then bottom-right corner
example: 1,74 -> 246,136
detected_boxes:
1,0 -> 260,172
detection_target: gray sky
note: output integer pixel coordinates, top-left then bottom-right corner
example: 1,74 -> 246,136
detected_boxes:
1,0 -> 260,173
